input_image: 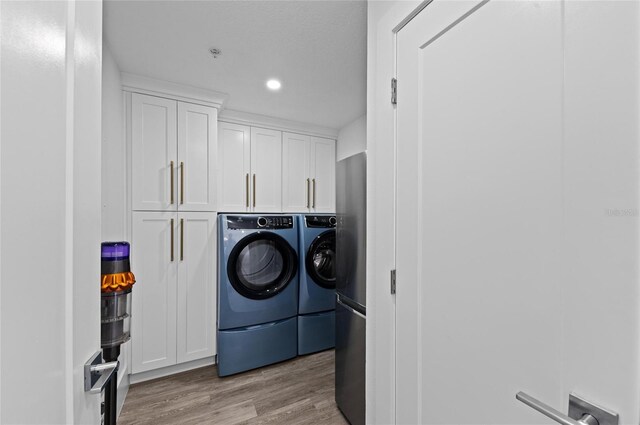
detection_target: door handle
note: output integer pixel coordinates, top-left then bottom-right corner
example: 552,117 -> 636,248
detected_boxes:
516,392 -> 618,425
306,178 -> 310,209
180,161 -> 184,205
253,174 -> 256,208
246,173 -> 250,208
170,161 -> 174,205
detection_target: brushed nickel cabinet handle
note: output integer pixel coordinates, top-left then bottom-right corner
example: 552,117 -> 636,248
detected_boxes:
246,173 -> 249,208
170,161 -> 174,205
180,162 -> 184,205
180,218 -> 184,261
306,178 -> 310,209
170,218 -> 174,262
312,178 -> 316,209
253,174 -> 256,208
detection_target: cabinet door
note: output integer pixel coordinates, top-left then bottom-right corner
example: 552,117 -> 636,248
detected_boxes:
250,127 -> 282,212
131,94 -> 178,211
310,137 -> 336,213
176,212 -> 216,363
218,122 -> 250,212
178,103 -> 217,212
282,132 -> 311,212
131,212 -> 178,373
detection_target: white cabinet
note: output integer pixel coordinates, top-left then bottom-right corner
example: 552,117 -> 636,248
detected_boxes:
250,127 -> 282,212
131,212 -> 177,373
310,137 -> 336,213
282,133 -> 335,213
218,122 -> 251,212
131,95 -> 177,211
176,213 -> 216,363
218,123 -> 283,212
177,102 -> 218,212
131,211 -> 216,374
132,93 -> 217,212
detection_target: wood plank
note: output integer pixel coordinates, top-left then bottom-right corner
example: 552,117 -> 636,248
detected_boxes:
118,350 -> 348,425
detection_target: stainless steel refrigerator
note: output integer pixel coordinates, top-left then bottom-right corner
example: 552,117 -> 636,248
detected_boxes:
335,152 -> 366,425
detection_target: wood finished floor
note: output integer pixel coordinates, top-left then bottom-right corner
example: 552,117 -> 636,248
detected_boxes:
118,350 -> 348,425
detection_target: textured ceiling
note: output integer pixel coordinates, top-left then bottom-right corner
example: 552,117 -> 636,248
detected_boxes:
104,0 -> 367,130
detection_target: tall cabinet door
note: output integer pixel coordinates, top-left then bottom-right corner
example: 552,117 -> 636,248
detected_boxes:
131,94 -> 178,211
310,137 -> 336,213
282,132 -> 311,212
178,103 -> 217,212
131,212 -> 178,373
218,122 -> 251,212
251,127 -> 282,212
176,212 -> 216,363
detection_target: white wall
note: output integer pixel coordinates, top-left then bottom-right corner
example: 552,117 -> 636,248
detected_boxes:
337,114 -> 366,160
102,42 -> 126,241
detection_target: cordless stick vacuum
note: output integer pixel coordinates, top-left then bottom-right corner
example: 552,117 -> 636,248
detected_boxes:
101,242 -> 135,425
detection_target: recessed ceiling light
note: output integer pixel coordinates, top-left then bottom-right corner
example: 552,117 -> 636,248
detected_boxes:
266,79 -> 282,91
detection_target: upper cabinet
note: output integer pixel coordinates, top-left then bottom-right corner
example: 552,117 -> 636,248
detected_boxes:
282,133 -> 335,213
217,122 -> 251,212
131,93 -> 217,212
250,127 -> 282,213
218,122 -> 283,213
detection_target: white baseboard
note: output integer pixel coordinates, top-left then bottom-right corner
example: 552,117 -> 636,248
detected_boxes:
130,356 -> 216,385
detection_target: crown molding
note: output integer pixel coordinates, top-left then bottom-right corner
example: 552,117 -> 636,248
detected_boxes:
219,109 -> 338,139
121,73 -> 229,110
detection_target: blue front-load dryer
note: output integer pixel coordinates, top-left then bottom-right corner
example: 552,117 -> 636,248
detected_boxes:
297,214 -> 336,355
217,214 -> 299,376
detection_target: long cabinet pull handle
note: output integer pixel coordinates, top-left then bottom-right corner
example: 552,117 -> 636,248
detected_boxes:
312,178 -> 316,209
253,174 -> 256,208
246,173 -> 249,208
180,162 -> 184,205
306,178 -> 310,209
170,218 -> 174,262
180,218 -> 184,261
170,161 -> 174,205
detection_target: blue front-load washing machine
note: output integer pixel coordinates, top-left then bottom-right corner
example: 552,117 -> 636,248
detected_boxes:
217,214 -> 299,376
297,214 -> 336,355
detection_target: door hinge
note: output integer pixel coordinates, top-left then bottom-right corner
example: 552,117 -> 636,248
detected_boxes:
391,78 -> 397,105
390,269 -> 396,294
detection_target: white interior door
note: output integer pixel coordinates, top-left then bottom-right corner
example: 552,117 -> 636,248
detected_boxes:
282,132 -> 311,212
395,1 -> 640,424
131,93 -> 178,211
218,122 -> 251,212
310,137 -> 336,213
250,127 -> 282,212
177,102 -> 217,212
176,212 -> 216,363
131,212 -> 178,373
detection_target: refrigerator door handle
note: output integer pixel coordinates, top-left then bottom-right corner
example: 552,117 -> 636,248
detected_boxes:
337,295 -> 366,319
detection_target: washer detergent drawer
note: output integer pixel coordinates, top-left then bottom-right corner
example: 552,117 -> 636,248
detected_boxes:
298,310 -> 335,355
217,317 -> 297,377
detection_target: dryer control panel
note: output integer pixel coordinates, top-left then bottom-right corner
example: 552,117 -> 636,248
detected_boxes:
305,216 -> 337,228
227,216 -> 294,230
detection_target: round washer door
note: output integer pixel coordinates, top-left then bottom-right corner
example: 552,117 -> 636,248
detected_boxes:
306,230 -> 336,289
227,232 -> 298,300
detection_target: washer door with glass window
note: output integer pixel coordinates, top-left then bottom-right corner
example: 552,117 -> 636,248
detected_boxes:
305,230 -> 336,289
227,232 -> 298,300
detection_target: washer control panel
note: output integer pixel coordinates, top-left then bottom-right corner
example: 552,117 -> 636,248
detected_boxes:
305,215 -> 336,228
227,215 -> 294,230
